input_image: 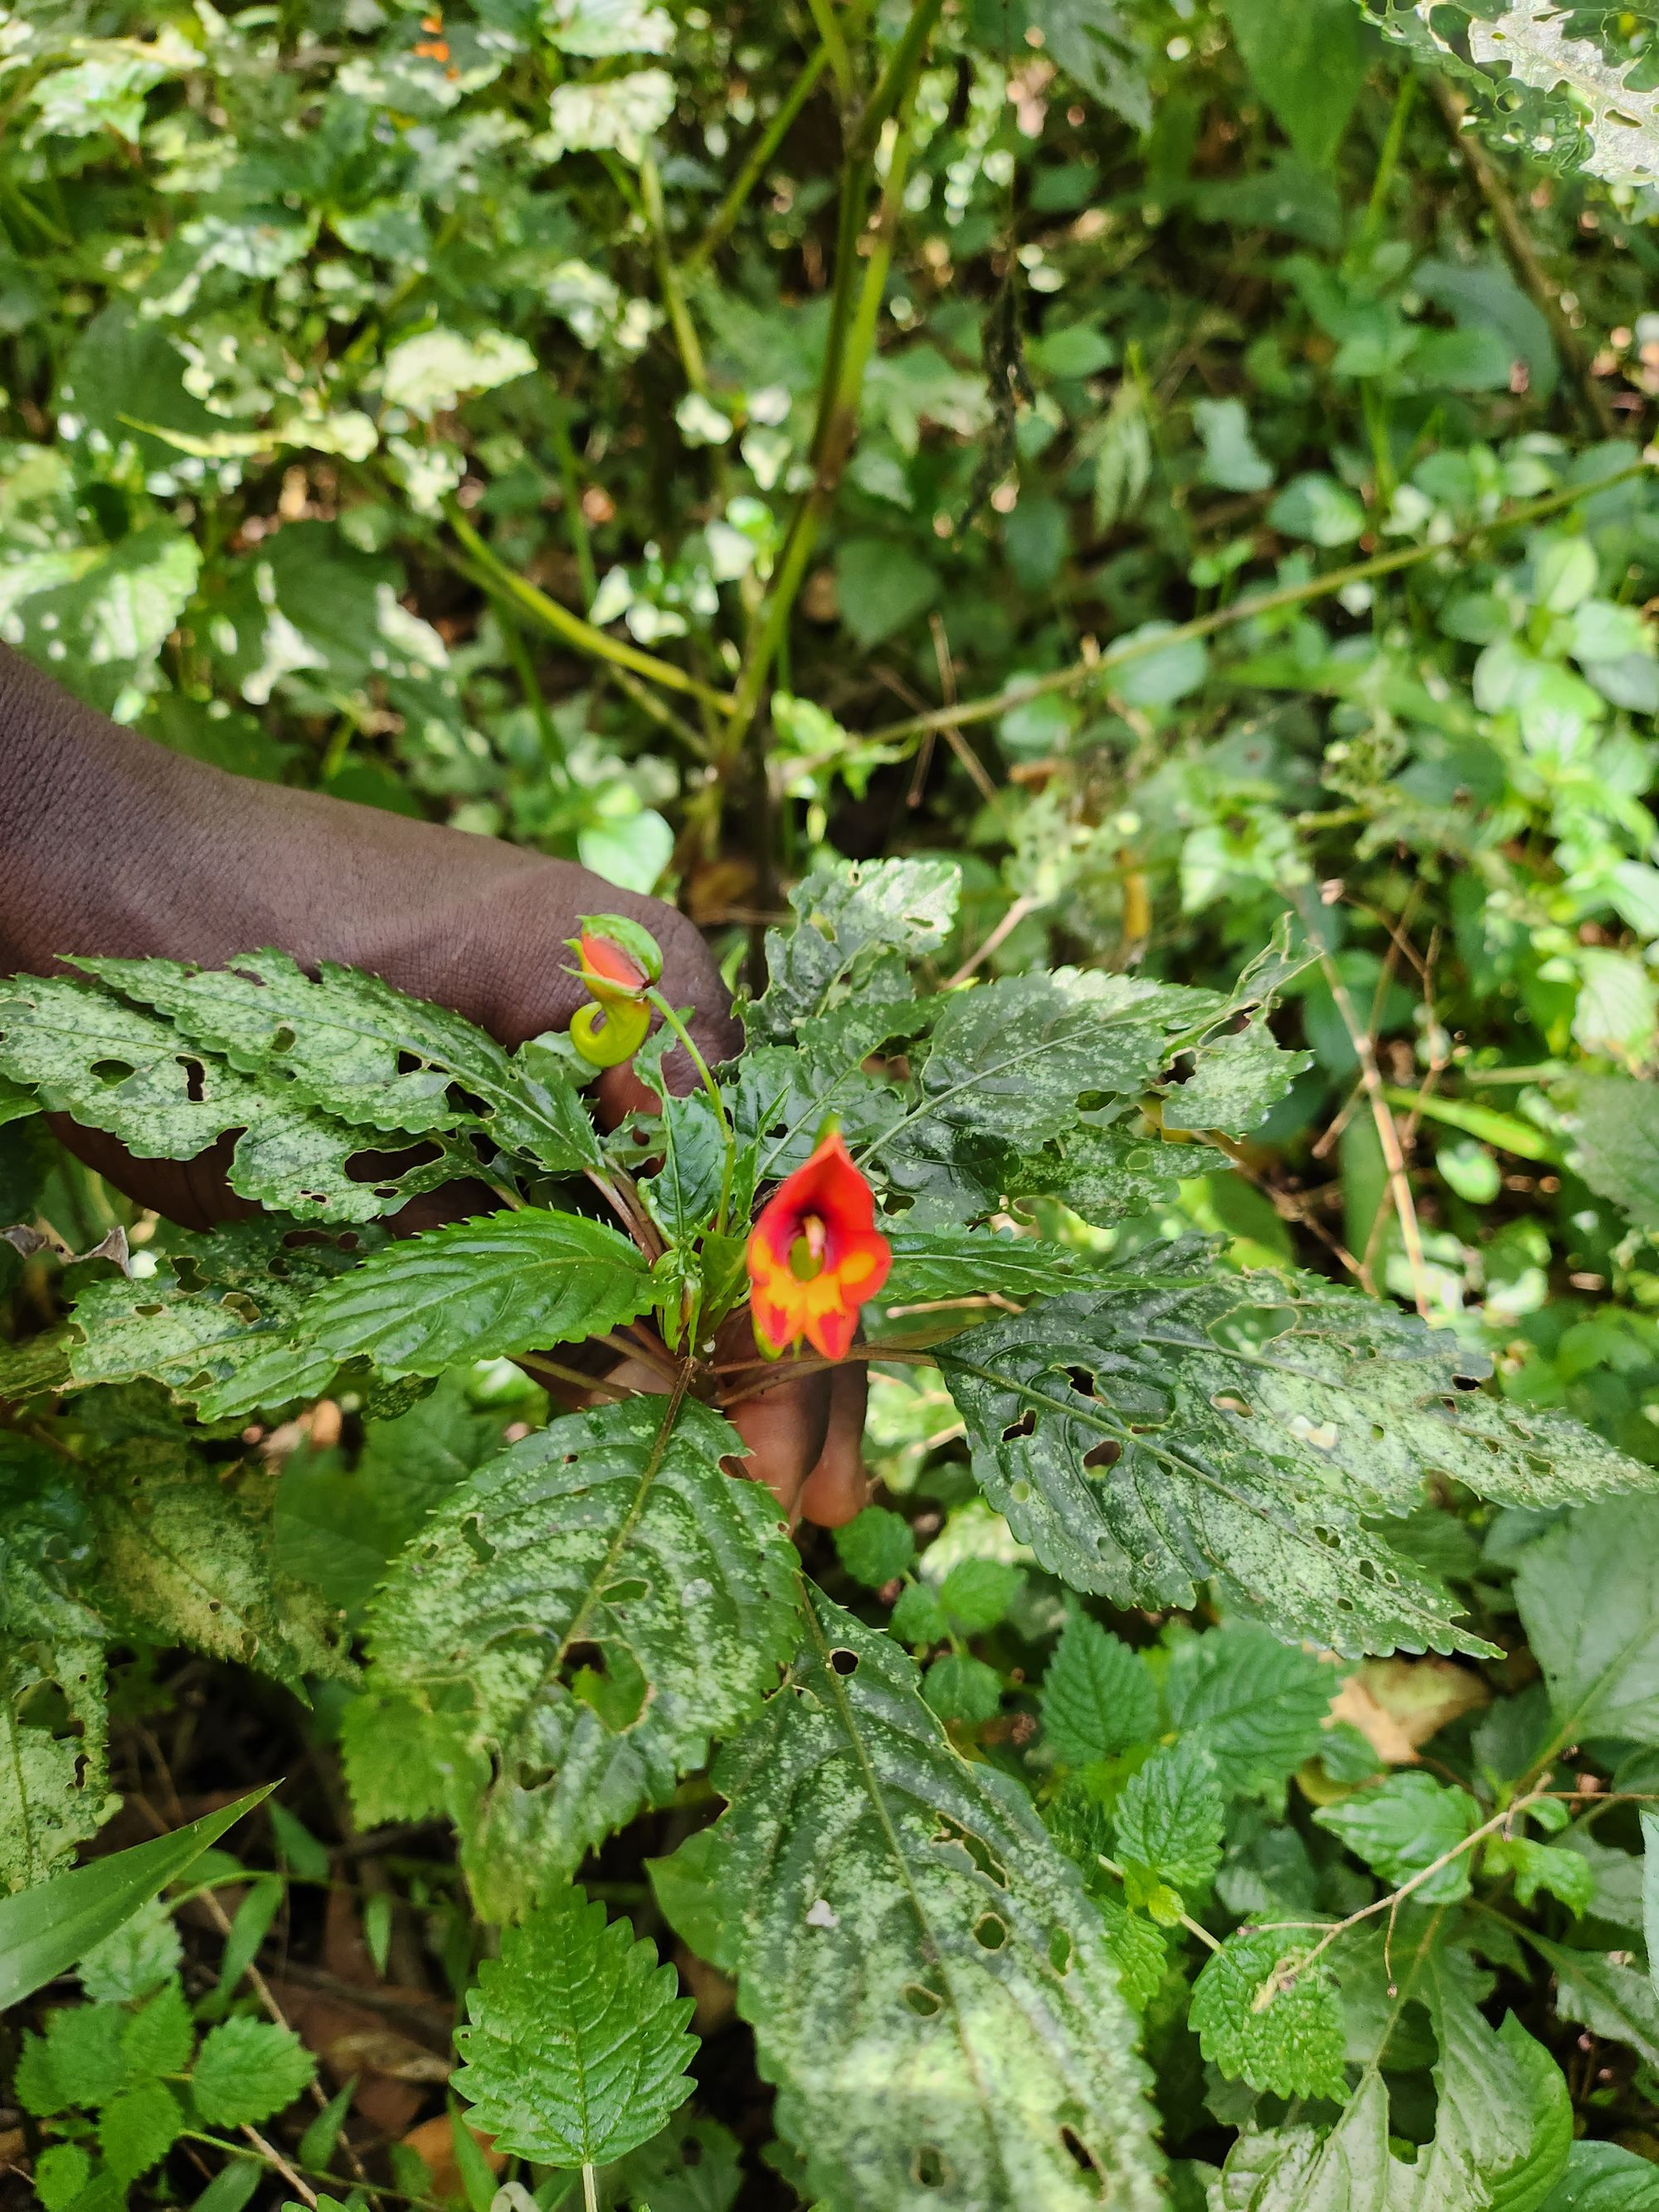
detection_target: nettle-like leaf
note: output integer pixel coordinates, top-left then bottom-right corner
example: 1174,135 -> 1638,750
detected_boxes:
1164,1622 -> 1340,1797
299,1208 -> 654,1378
747,856 -> 960,1043
1039,1612 -> 1158,1764
0,1444 -> 114,1891
1515,1498 -> 1659,1748
0,973 -> 465,1221
348,1396 -> 800,1917
864,970 -> 1219,1207
454,1886 -> 696,2166
62,1218 -> 377,1422
1226,1933 -> 1564,2209
1561,1072 -> 1659,1233
1191,1927 -> 1348,2103
937,1246 -> 1656,1656
708,1593 -> 1164,2212
75,949 -> 601,1174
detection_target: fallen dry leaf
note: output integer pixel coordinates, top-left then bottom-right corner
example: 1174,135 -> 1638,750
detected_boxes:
1328,1656 -> 1490,1764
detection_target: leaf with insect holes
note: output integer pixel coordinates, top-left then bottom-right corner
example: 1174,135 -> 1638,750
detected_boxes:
937,1243 -> 1656,1658
349,1396 -> 799,1917
74,950 -> 601,1174
0,973 -> 469,1222
1162,1018 -> 1309,1135
1040,1613 -> 1158,1765
299,1208 -> 654,1378
708,1592 -> 1163,2212
61,1218 -> 378,1422
455,1885 -> 695,2166
1023,1118 -> 1208,1229
1191,1927 -> 1348,2102
0,1443 -> 114,1891
747,857 -> 961,1043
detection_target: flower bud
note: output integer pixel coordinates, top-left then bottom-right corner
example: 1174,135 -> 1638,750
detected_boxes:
569,914 -> 663,1004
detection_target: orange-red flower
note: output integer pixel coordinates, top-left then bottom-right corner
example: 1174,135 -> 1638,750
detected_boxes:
746,1130 -> 891,1360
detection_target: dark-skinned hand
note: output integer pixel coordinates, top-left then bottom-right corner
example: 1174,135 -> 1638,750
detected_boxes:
0,644 -> 867,1527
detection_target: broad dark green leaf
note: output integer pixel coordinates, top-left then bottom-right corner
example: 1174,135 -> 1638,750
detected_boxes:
709,1592 -> 1163,2212
748,857 -> 959,1043
302,1207 -> 653,1377
1515,1500 -> 1659,1748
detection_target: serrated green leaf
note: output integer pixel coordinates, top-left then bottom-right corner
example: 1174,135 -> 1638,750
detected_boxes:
1022,1118 -> 1200,1227
922,1650 -> 1003,1724
833,1505 -> 915,1588
124,1980 -> 197,2079
1113,1740 -> 1224,1896
1165,1623 -> 1339,1796
1562,1072 -> 1659,1232
77,950 -> 599,1174
937,1557 -> 1023,1633
31,2003 -> 134,2111
353,1396 -> 800,1914
1535,1938 -> 1659,2069
749,858 -> 960,1043
100,2077 -> 184,2185
1040,1612 -> 1158,1763
940,1250 -> 1652,1657
0,1447 -> 115,1891
1314,1772 -> 1481,1902
889,1578 -> 950,1646
1491,2012 -> 1573,2212
613,2114 -> 743,2212
190,2017 -> 315,2128
77,1898 -> 182,2004
864,972 -> 1219,1203
1191,1927 -> 1348,2101
879,1228 -> 1087,1309
1099,1895 -> 1168,2011
710,1592 -> 1163,2212
1515,1500 -> 1659,1747
454,1885 -> 695,2166
0,973 -> 467,1223
302,1208 -> 653,1378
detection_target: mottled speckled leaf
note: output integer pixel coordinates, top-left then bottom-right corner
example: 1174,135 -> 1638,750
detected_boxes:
1468,4 -> 1659,185
76,950 -> 600,1174
709,1592 -> 1163,2212
354,1397 -> 800,1916
0,974 -> 465,1221
454,1887 -> 695,2166
938,1247 -> 1655,1657
302,1208 -> 653,1378
879,1228 -> 1090,1310
1163,1018 -> 1308,1135
80,1439 -> 335,1697
748,857 -> 959,1043
65,1218 -> 375,1421
1022,1118 -> 1203,1227
0,1446 -> 114,1891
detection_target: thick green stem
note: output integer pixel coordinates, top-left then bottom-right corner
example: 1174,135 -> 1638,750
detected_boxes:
804,0 -> 855,107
